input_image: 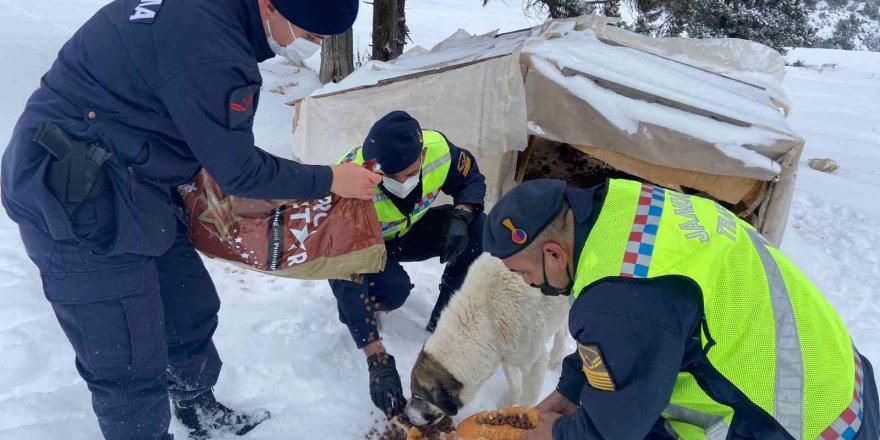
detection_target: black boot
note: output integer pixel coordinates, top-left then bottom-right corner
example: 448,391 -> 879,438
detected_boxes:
173,391 -> 270,440
426,285 -> 455,333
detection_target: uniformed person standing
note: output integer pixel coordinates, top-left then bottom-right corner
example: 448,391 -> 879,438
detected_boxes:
483,179 -> 879,440
0,1 -> 381,439
329,111 -> 487,418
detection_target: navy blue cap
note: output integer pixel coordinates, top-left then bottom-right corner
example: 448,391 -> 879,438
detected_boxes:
484,179 -> 567,259
274,0 -> 359,36
362,111 -> 424,175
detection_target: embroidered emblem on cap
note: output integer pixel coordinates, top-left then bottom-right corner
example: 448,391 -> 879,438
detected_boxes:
578,343 -> 616,392
502,218 -> 528,245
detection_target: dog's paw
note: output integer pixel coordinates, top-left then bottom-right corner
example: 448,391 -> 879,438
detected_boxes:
497,394 -> 517,408
547,357 -> 563,371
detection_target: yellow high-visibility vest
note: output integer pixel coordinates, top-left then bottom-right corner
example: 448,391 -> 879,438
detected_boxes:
571,179 -> 861,440
338,130 -> 452,240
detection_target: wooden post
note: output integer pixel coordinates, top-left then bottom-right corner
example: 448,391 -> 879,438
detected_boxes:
320,28 -> 354,84
372,0 -> 408,62
515,135 -> 537,183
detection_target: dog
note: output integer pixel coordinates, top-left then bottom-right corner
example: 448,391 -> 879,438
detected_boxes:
404,254 -> 569,427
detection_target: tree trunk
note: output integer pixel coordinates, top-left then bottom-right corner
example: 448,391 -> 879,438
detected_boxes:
372,0 -> 408,62
320,28 -> 354,84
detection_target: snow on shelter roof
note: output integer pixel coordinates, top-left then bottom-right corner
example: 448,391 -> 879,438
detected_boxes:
314,28 -> 533,96
293,15 -> 803,183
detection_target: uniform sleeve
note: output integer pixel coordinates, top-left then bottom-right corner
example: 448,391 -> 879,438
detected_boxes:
557,351 -> 587,404
440,139 -> 486,208
155,61 -> 333,200
552,276 -> 703,440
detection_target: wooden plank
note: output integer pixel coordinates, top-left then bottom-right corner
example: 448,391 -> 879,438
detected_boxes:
515,135 -> 537,183
306,54 -> 512,100
561,66 -> 752,128
570,143 -> 763,204
595,37 -> 767,92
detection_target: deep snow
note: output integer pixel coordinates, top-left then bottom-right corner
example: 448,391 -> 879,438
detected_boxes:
0,1 -> 878,439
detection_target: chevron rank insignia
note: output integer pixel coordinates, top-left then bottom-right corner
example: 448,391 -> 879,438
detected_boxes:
578,343 -> 616,392
457,151 -> 472,177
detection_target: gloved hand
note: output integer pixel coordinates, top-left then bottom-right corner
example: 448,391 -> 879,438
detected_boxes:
440,208 -> 473,264
367,353 -> 407,418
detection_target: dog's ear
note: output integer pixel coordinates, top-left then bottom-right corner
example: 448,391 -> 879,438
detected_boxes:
436,387 -> 459,416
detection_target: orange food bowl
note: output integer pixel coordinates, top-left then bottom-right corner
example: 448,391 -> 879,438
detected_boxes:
456,407 -> 540,440
390,415 -> 457,440
405,427 -> 457,440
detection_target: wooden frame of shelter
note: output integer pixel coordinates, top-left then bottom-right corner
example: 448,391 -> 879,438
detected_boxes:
289,16 -> 804,245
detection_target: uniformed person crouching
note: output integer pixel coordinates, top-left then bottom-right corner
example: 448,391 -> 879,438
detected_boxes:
329,111 -> 487,418
0,0 -> 382,439
483,179 -> 879,440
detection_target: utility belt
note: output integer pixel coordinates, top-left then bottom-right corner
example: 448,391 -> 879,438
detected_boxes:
34,121 -> 112,213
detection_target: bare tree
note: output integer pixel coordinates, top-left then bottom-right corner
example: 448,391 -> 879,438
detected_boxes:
318,0 -> 408,84
319,28 -> 354,84
372,0 -> 409,61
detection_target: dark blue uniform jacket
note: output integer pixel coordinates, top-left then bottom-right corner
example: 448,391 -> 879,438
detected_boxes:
551,185 -> 879,440
1,0 -> 332,256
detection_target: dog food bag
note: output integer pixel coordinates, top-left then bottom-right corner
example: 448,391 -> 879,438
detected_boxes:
178,168 -> 386,281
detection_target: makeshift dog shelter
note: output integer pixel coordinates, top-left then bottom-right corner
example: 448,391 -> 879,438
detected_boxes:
291,15 -> 804,245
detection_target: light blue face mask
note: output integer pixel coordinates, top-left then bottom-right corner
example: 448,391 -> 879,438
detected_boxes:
265,20 -> 321,61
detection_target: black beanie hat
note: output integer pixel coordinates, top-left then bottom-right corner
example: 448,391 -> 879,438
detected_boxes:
272,0 -> 359,36
362,111 -> 424,175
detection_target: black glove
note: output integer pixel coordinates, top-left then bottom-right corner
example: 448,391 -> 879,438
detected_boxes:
367,353 -> 407,418
440,208 -> 473,264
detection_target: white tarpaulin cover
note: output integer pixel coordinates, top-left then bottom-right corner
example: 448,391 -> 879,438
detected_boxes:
291,15 -> 805,244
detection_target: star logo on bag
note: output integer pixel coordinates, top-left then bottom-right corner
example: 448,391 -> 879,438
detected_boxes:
197,187 -> 241,239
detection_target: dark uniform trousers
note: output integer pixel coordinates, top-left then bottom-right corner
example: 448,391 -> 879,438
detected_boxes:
18,194 -> 221,440
329,205 -> 486,348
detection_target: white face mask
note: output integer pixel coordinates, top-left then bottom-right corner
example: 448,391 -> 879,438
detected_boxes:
266,20 -> 321,61
382,173 -> 420,198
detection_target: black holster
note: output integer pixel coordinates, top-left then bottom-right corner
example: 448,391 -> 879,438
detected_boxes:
34,122 -> 112,213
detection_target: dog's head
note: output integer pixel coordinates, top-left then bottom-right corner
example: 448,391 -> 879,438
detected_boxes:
405,350 -> 463,427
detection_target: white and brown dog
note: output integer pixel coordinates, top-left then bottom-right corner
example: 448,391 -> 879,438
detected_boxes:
404,254 -> 569,426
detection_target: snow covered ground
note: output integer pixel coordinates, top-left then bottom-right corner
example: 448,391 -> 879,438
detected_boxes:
0,2 -> 878,439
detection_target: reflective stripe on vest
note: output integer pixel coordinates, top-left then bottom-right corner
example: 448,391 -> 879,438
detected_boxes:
663,405 -> 730,440
338,130 -> 452,239
747,228 -> 805,438
572,179 -> 856,440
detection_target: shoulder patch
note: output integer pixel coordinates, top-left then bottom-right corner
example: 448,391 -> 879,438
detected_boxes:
228,85 -> 259,129
578,343 -> 617,392
456,151 -> 472,177
129,0 -> 164,23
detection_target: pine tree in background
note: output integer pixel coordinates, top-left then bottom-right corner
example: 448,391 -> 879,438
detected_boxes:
482,0 -> 876,51
485,0 -> 622,19
822,13 -> 862,49
629,0 -> 694,36
684,0 -> 817,52
865,1 -> 880,20
523,0 -> 598,18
